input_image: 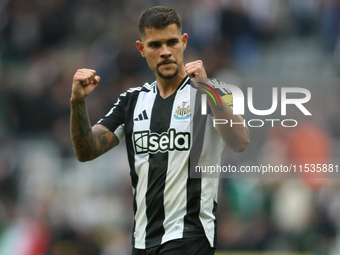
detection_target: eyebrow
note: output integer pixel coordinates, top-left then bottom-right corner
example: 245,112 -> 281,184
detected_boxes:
147,38 -> 179,46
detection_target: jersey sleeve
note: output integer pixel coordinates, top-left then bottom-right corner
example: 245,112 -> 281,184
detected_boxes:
218,87 -> 244,117
113,124 -> 125,143
221,93 -> 233,108
209,79 -> 233,108
97,92 -> 126,138
216,84 -> 244,117
203,79 -> 234,115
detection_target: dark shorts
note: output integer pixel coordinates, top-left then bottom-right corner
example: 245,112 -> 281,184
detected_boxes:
132,236 -> 215,255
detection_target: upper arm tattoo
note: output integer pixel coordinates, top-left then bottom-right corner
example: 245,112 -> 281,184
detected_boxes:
92,124 -> 119,156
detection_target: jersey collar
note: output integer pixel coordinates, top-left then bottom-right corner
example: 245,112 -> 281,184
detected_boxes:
153,75 -> 190,94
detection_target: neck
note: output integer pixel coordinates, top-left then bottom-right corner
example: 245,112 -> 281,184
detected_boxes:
156,66 -> 187,99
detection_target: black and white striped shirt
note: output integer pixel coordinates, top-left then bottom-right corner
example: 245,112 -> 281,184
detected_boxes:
98,76 -> 230,249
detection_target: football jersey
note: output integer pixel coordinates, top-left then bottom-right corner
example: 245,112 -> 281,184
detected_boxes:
98,76 -> 231,249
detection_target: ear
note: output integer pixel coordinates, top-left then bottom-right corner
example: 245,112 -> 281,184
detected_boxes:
136,40 -> 145,57
182,33 -> 188,50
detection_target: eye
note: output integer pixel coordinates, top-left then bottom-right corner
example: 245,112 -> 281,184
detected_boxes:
149,42 -> 160,48
168,40 -> 178,46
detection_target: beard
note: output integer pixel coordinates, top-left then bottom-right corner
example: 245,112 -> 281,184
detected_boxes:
157,65 -> 180,80
158,69 -> 179,80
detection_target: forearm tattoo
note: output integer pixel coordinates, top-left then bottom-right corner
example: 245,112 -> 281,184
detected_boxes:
70,101 -> 116,160
216,105 -> 225,111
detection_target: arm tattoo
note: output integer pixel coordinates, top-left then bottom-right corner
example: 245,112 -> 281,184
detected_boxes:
76,140 -> 82,149
216,105 -> 225,111
70,100 -> 118,161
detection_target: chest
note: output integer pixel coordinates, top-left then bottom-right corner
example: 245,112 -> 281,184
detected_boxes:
125,88 -> 193,155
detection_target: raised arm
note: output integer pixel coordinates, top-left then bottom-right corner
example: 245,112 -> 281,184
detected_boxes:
70,69 -> 119,162
185,61 -> 250,152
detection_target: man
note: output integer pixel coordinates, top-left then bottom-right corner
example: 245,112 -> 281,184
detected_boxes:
70,6 -> 249,255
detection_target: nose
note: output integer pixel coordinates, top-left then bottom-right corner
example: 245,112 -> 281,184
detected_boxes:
160,45 -> 171,58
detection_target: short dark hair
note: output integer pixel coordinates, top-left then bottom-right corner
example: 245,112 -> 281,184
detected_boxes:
138,6 -> 182,38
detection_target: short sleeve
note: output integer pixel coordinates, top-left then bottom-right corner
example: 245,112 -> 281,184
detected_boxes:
113,124 -> 125,144
221,93 -> 233,108
97,93 -> 126,133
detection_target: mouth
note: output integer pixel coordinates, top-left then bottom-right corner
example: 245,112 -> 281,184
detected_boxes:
158,61 -> 176,67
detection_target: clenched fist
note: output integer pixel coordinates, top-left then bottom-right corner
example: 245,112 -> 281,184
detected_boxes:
71,68 -> 100,101
185,60 -> 207,79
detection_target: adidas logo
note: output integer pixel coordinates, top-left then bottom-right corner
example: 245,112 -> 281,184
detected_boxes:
134,110 -> 149,121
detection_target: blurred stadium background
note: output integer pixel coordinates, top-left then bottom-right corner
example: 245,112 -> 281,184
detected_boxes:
1,0 -> 340,254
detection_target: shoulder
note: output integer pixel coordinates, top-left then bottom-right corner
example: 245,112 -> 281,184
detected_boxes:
118,80 -> 157,99
208,78 -> 234,108
208,78 -> 232,95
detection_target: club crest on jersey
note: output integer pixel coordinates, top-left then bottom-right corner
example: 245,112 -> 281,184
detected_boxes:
174,102 -> 191,120
133,128 -> 190,154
